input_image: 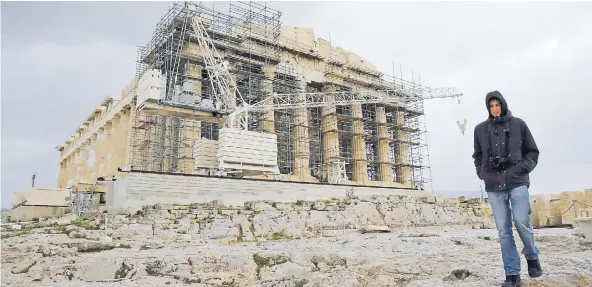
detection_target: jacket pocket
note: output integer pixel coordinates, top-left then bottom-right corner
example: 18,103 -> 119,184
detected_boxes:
481,169 -> 499,190
515,160 -> 528,173
508,164 -> 528,185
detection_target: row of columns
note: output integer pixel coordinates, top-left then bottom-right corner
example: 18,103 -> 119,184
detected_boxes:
190,60 -> 411,186
182,62 -> 411,185
285,82 -> 412,186
58,61 -> 414,187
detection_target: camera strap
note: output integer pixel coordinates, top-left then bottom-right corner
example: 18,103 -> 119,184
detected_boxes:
503,122 -> 510,160
486,121 -> 510,158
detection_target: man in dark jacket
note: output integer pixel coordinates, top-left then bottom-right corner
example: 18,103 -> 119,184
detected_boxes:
472,91 -> 542,287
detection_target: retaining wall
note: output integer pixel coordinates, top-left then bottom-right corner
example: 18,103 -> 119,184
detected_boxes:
108,171 -> 430,212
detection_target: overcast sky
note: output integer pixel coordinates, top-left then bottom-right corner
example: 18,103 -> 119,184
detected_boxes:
2,1 -> 591,208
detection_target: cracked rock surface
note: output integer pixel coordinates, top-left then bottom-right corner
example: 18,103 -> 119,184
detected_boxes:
2,225 -> 591,286
2,198 -> 591,286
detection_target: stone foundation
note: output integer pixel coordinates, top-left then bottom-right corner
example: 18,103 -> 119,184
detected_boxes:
107,172 -> 432,212
104,195 -> 493,242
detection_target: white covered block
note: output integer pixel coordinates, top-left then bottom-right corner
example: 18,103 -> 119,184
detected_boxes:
137,69 -> 165,108
217,128 -> 279,174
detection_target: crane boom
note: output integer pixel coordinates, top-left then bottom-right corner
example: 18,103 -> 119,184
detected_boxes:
190,13 -> 242,112
227,87 -> 463,129
248,88 -> 463,111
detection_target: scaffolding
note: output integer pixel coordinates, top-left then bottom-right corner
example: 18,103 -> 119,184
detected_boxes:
69,185 -> 100,219
128,1 -> 436,190
316,41 -> 433,189
130,1 -> 282,173
132,113 -> 202,172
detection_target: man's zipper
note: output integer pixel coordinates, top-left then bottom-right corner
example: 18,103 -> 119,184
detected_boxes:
497,126 -> 502,190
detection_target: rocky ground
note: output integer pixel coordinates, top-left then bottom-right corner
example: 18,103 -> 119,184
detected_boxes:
2,198 -> 591,286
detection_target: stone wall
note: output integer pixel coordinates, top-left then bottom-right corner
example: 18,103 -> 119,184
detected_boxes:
107,171 -> 432,212
532,189 -> 592,228
105,195 -> 493,242
8,206 -> 69,222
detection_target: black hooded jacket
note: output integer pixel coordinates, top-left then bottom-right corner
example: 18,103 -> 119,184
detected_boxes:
472,91 -> 540,192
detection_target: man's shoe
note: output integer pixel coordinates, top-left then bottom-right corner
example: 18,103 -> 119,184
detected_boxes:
501,275 -> 522,287
527,259 -> 543,278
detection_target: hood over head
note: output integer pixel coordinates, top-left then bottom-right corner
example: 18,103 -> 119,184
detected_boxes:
485,91 -> 513,122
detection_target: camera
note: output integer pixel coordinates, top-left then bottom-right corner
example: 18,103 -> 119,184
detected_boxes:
489,155 -> 509,171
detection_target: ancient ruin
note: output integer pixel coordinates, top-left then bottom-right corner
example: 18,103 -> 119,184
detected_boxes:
49,1 -> 463,212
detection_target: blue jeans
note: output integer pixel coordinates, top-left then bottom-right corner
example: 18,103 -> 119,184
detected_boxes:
487,185 -> 539,276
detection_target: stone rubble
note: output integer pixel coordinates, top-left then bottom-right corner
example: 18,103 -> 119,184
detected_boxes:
1,196 -> 590,287
11,259 -> 38,274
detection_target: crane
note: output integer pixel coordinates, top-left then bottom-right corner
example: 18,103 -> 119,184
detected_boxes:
190,16 -> 464,131
228,87 -> 464,130
188,13 -> 465,183
190,12 -> 243,113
